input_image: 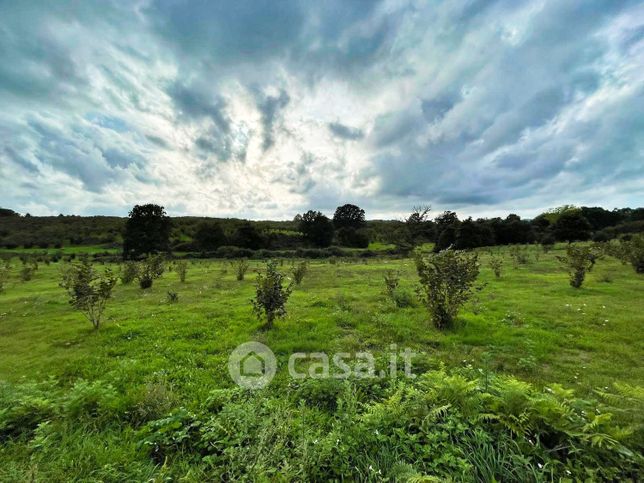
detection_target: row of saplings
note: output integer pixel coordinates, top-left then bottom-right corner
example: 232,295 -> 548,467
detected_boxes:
57,235 -> 643,331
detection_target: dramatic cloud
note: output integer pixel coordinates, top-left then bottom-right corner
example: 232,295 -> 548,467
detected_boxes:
0,0 -> 642,219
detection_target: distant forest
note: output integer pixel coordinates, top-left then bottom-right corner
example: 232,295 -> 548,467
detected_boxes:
0,205 -> 642,257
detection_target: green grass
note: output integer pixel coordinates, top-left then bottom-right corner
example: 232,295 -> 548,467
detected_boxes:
0,245 -> 642,480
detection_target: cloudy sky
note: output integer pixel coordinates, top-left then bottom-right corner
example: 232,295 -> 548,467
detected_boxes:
1,0 -> 642,219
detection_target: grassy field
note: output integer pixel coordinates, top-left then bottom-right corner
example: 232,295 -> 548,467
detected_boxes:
0,244 -> 642,480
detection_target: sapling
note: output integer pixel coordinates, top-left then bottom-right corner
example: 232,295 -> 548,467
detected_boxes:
234,259 -> 249,281
291,261 -> 308,285
414,249 -> 479,329
556,244 -> 599,288
59,259 -> 117,329
251,260 -> 292,329
488,255 -> 503,278
176,260 -> 188,283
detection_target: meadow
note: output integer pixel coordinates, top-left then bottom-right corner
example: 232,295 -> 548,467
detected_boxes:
0,244 -> 642,480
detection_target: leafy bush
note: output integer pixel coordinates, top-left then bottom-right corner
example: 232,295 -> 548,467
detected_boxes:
176,260 -> 188,282
120,261 -> 139,284
234,259 -> 249,281
61,380 -> 118,421
508,245 -> 529,267
615,235 -> 644,274
291,261 -> 308,285
414,249 -> 479,329
19,260 -> 38,281
59,259 -> 117,329
0,264 -> 9,293
488,255 -> 503,278
383,270 -> 400,298
251,260 -> 293,329
137,254 -> 165,289
0,380 -> 58,441
556,244 -> 599,288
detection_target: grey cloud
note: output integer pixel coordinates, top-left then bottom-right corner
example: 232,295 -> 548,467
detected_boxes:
328,122 -> 364,140
255,89 -> 290,151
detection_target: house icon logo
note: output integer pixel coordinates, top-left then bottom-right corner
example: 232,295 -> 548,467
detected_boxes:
228,341 -> 277,389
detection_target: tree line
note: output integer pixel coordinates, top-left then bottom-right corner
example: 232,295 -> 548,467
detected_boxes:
0,203 -> 642,257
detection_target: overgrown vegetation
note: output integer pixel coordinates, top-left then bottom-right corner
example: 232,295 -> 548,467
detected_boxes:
1,242 -> 643,479
414,249 -> 480,329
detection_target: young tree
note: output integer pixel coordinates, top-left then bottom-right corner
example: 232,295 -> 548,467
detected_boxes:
614,235 -> 644,274
194,222 -> 226,251
414,249 -> 479,329
234,259 -> 250,281
123,204 -> 171,260
556,244 -> 598,288
137,254 -> 165,289
291,261 -> 308,285
488,255 -> 503,278
176,260 -> 188,282
251,260 -> 293,329
60,259 -> 117,329
299,210 -> 335,247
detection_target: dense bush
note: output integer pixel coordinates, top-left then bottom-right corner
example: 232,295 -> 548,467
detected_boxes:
414,249 -> 480,329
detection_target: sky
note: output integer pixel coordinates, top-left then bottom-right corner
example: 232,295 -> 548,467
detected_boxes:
0,0 -> 643,220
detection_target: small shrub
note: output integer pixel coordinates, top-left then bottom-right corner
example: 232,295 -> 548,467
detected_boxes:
616,234 -> 644,274
0,265 -> 9,293
234,259 -> 250,281
508,245 -> 529,268
19,260 -> 38,281
120,261 -> 139,284
59,259 -> 117,329
251,260 -> 293,329
383,270 -> 400,298
166,291 -> 179,303
488,256 -> 503,278
137,254 -> 165,289
541,235 -> 556,253
556,244 -> 599,288
129,381 -> 178,426
176,260 -> 188,282
61,379 -> 118,420
414,249 -> 479,329
291,261 -> 308,285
